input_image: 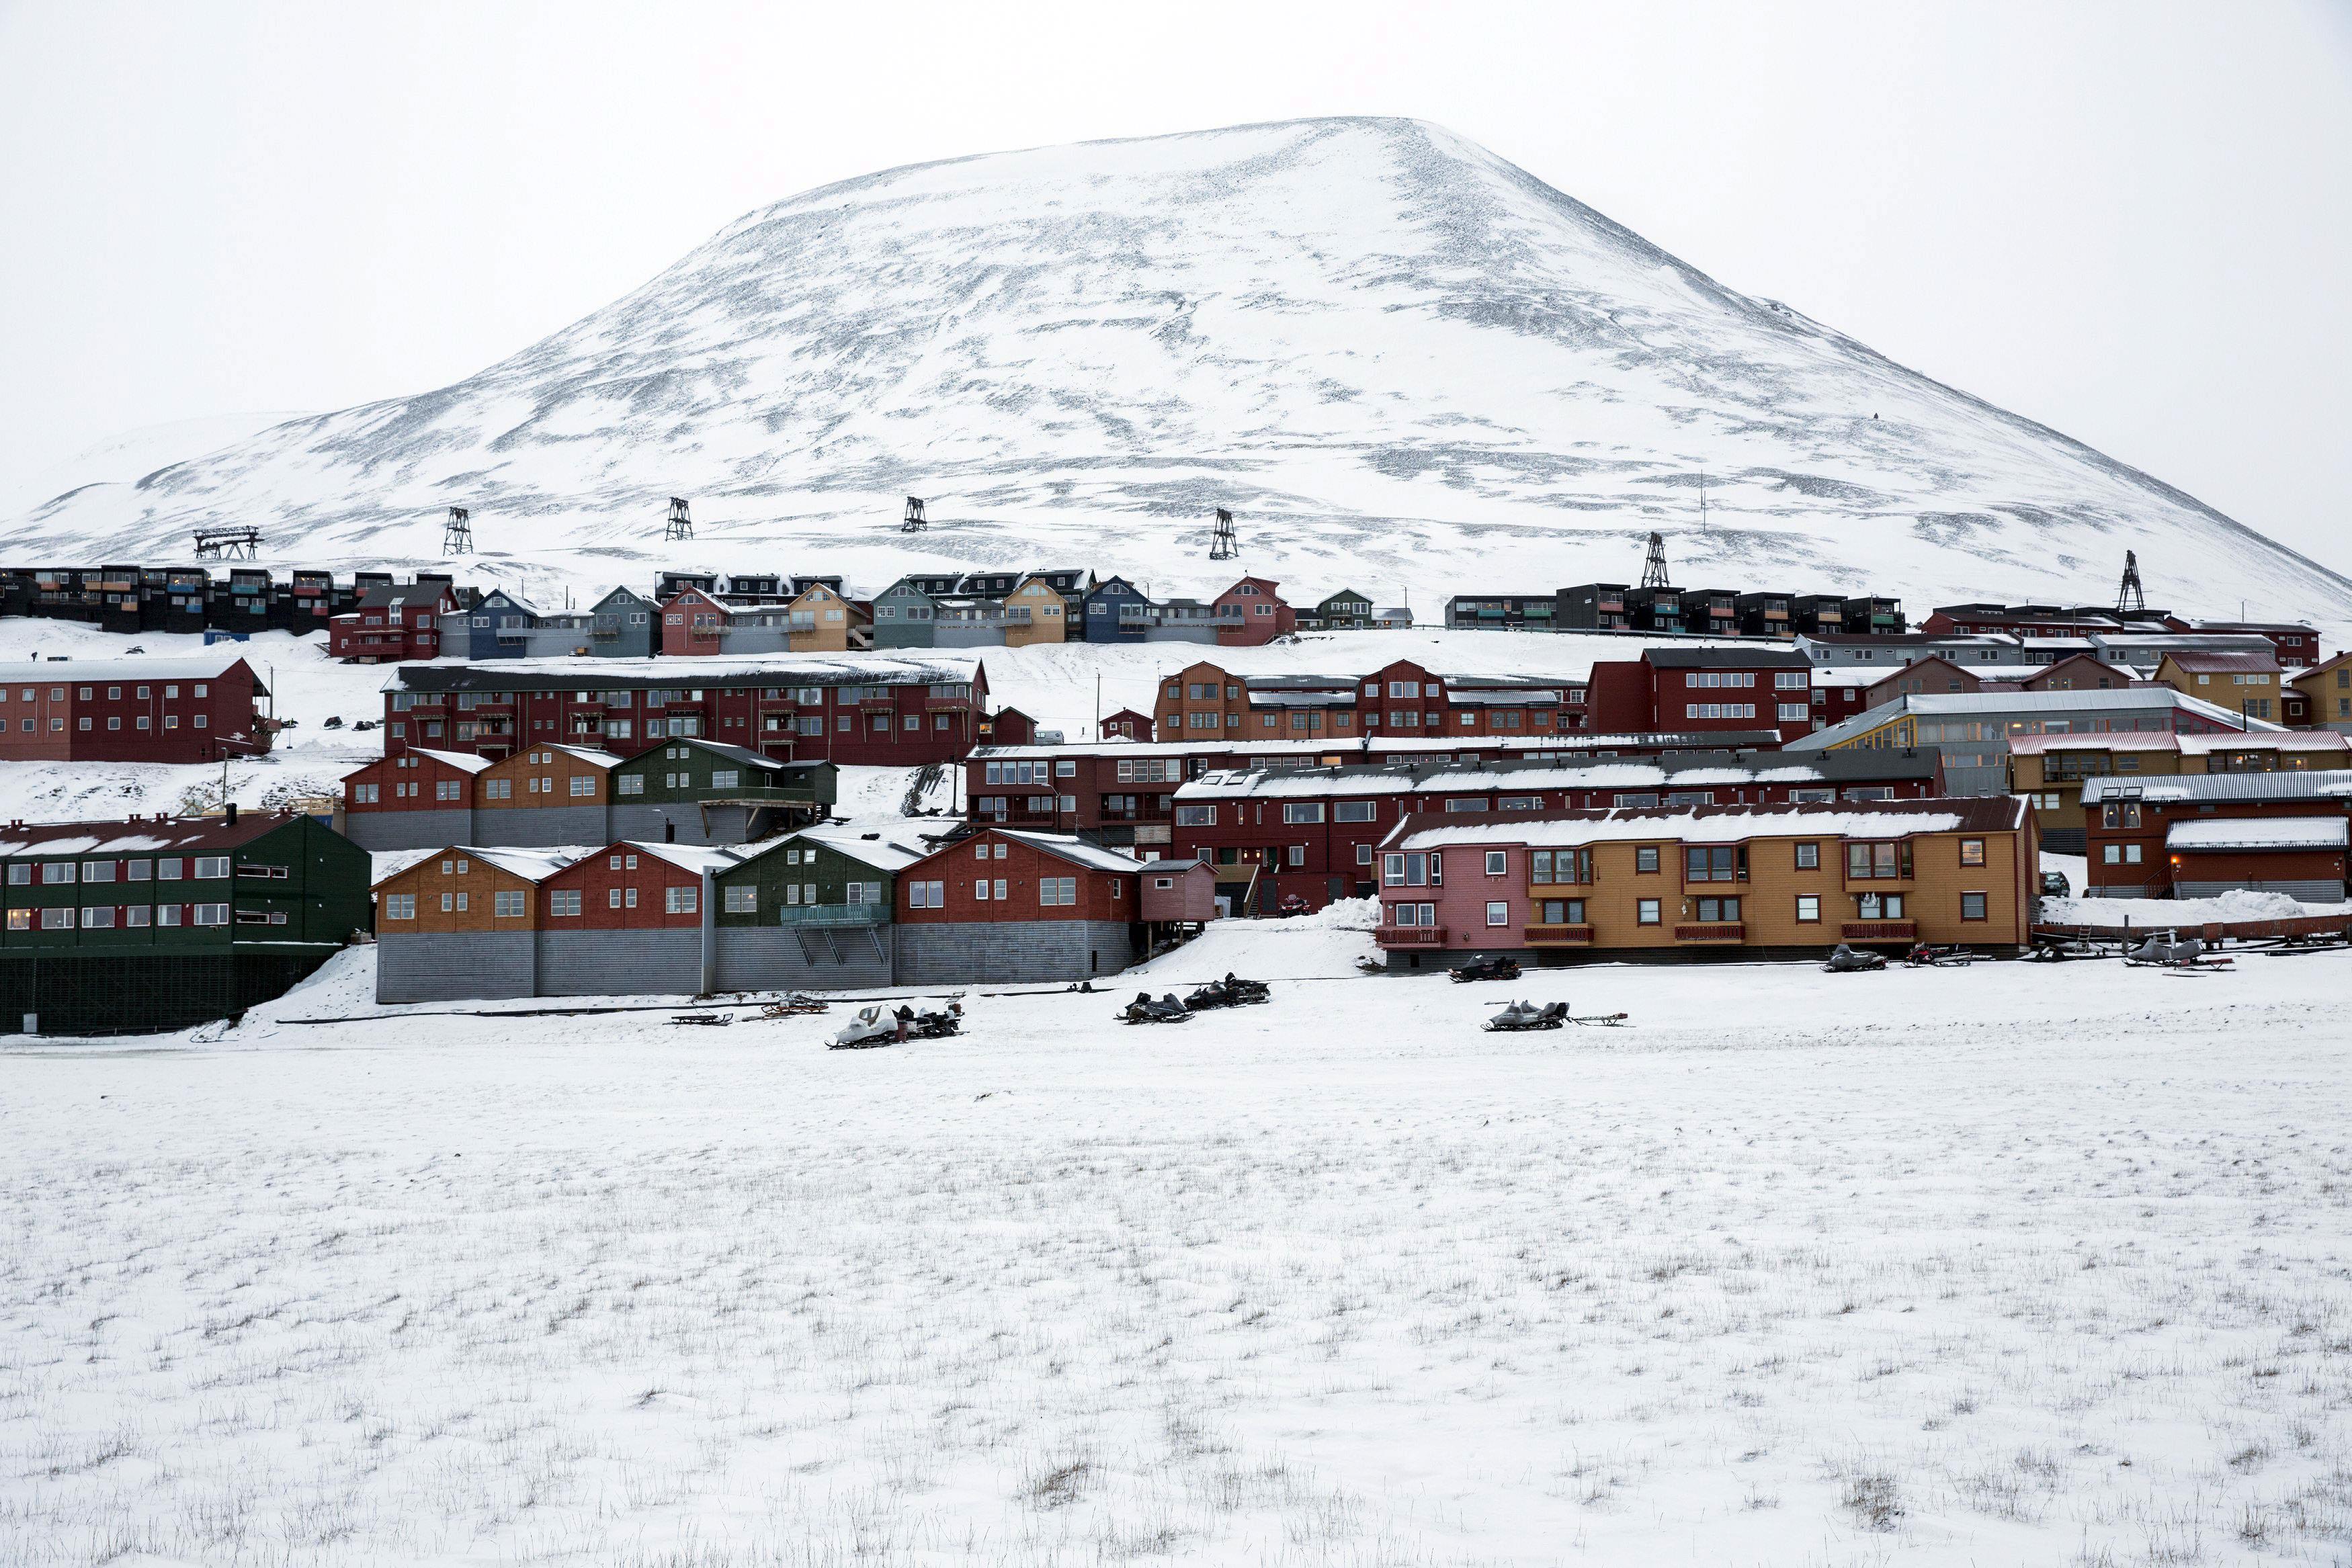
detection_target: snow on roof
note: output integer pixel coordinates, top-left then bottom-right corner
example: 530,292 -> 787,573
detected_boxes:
2167,817 -> 2348,852
620,840 -> 755,875
463,846 -> 583,882
1394,805 -> 1978,852
0,812 -> 301,857
992,828 -> 1146,874
0,652 -> 253,683
773,821 -> 941,873
661,738 -> 793,771
1172,752 -> 1908,801
1788,685 -> 2270,751
405,746 -> 499,775
2175,732 -> 2349,755
2083,772 -> 2352,805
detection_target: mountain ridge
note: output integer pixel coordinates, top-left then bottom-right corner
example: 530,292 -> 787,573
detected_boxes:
17,116 -> 2345,623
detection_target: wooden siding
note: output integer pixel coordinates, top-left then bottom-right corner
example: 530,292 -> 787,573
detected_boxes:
476,747 -> 610,810
372,851 -> 544,933
539,845 -> 705,930
898,832 -> 1134,925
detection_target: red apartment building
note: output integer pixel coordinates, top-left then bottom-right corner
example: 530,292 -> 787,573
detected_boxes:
965,730 -> 1789,846
0,655 -> 269,763
328,582 -> 459,662
1586,647 -> 1818,744
2079,772 -> 2352,902
1153,658 -> 1589,742
379,661 -> 989,765
1212,578 -> 1297,646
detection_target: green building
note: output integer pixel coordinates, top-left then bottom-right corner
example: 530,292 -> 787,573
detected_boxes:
709,821 -> 935,990
607,740 -> 837,844
1310,589 -> 1374,630
0,810 -> 374,1035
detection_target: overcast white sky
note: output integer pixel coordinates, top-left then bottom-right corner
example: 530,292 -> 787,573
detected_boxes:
2,1 -> 2347,563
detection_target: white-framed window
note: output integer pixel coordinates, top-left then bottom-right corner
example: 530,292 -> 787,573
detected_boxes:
907,880 -> 944,908
665,886 -> 697,914
1282,802 -> 1325,824
1795,895 -> 1820,923
975,879 -> 992,901
1334,800 -> 1376,823
192,857 -> 230,879
1040,877 -> 1077,906
493,890 -> 526,918
569,775 -> 595,797
608,887 -> 623,908
1637,899 -> 1661,925
550,889 -> 582,917
1484,851 -> 1507,875
1484,901 -> 1509,927
192,904 -> 230,926
724,885 -> 757,913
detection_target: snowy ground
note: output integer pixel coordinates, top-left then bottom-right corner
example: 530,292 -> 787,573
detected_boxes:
6,918 -> 2351,1566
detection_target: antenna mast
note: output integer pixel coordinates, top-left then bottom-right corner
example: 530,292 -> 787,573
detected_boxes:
1208,507 -> 1238,561
663,496 -> 694,543
442,505 -> 473,556
1698,468 -> 1708,534
1639,531 -> 1671,591
2115,550 -> 2146,615
901,495 -> 928,533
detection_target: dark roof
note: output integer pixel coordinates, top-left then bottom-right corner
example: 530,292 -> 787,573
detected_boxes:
0,810 -> 308,857
354,582 -> 454,611
1642,646 -> 1813,669
394,659 -> 979,693
1386,793 -> 2025,844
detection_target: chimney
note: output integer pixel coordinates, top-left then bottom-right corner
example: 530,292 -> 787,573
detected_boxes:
224,801 -> 238,826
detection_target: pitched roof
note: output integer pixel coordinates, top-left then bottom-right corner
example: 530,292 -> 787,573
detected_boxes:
1788,685 -> 2271,750
618,840 -> 755,875
2082,772 -> 2352,805
1642,646 -> 1812,669
745,820 -> 941,875
991,828 -> 1145,874
0,810 -> 308,858
401,746 -> 499,775
389,652 -> 984,690
2158,650 -> 2283,674
0,652 -> 255,684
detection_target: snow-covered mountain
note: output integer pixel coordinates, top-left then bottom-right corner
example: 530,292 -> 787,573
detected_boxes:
14,117 -> 2345,623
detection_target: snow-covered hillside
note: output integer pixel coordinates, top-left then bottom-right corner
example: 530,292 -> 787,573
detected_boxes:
11,118 -> 2344,625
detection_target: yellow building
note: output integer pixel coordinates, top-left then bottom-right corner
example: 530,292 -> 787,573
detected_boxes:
1002,574 -> 1072,648
785,584 -> 859,652
2291,651 -> 2352,732
2152,652 -> 2283,722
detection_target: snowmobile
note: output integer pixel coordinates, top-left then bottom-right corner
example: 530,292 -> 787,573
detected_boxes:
2124,934 -> 2234,971
831,1006 -> 900,1049
1118,991 -> 1193,1025
1483,1000 -> 1568,1033
905,999 -> 964,1039
1902,943 -> 1974,968
1822,943 -> 1887,973
1184,973 -> 1270,1010
1278,894 -> 1310,917
1450,955 -> 1522,984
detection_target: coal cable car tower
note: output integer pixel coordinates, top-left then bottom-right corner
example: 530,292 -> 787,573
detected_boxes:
663,496 -> 694,543
2115,550 -> 2146,615
902,496 -> 928,532
1208,507 -> 1238,561
1639,531 -> 1671,591
442,505 -> 474,556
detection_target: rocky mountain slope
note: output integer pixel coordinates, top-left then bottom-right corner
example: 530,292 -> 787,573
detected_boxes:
15,117 -> 2343,622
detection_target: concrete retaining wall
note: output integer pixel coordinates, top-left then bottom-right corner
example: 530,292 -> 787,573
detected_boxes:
2178,878 -> 2345,904
478,803 -> 610,848
714,925 -> 894,992
896,919 -> 1137,986
535,929 -> 704,996
379,931 -> 535,1002
343,808 -> 476,853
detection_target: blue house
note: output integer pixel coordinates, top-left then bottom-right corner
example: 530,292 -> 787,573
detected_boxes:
871,578 -> 940,648
466,589 -> 540,660
1081,576 -> 1151,643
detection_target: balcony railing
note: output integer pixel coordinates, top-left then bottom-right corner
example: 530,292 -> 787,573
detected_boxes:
1841,920 -> 1917,941
1523,924 -> 1594,945
773,904 -> 888,926
1376,926 -> 1447,947
1673,923 -> 1746,942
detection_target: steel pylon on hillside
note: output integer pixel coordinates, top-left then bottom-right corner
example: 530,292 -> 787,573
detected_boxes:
1209,507 -> 1238,560
2115,550 -> 2146,615
663,496 -> 694,542
442,506 -> 473,556
1639,531 -> 1671,590
902,496 -> 928,532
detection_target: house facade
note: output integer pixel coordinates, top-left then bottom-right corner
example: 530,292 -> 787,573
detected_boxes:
1372,797 -> 2033,969
894,828 -> 1145,984
1079,577 -> 1150,642
2008,730 -> 2351,854
378,659 -> 988,766
708,823 -> 931,992
1212,578 -> 1295,646
1587,648 -> 1816,744
328,581 -> 458,662
2152,652 -> 2285,724
1,812 -> 372,1033
0,655 -> 268,765
2080,773 -> 2352,902
870,580 -> 940,648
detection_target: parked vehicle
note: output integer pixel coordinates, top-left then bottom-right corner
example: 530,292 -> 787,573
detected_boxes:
831,1006 -> 900,1049
1484,1000 -> 1568,1032
1450,956 -> 1522,984
903,999 -> 964,1038
2125,934 -> 2234,972
1902,943 -> 1974,968
1822,943 -> 1887,973
1183,973 -> 1269,1010
1119,992 -> 1193,1025
2039,870 -> 2071,897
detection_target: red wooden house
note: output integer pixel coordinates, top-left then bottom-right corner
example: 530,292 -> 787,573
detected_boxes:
0,654 -> 268,765
339,748 -> 495,850
894,827 -> 1145,983
329,582 -> 458,662
2081,772 -> 2352,902
1212,578 -> 1296,646
658,587 -> 730,656
534,840 -> 740,995
1100,708 -> 1154,741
